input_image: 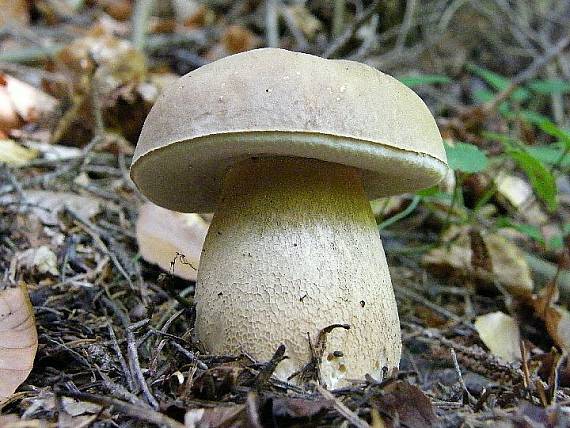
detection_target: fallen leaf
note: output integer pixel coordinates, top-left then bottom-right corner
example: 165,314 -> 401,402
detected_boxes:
17,246 -> 59,276
0,140 -> 38,165
370,381 -> 437,428
136,202 -> 209,281
272,397 -> 332,419
495,173 -> 533,209
222,25 -> 260,54
185,405 -> 245,428
0,73 -> 57,125
0,284 -> 38,401
0,190 -> 102,226
474,312 -> 522,361
61,397 -> 102,416
423,225 -> 534,298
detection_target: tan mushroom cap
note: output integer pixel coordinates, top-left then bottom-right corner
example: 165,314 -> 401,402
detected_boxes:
131,48 -> 447,213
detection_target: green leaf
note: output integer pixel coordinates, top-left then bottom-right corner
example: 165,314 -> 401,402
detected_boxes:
466,64 -> 530,102
528,79 -> 570,95
507,149 -> 558,212
444,142 -> 488,173
527,144 -> 570,168
398,74 -> 451,87
518,110 -> 550,125
537,120 -> 570,150
547,235 -> 565,251
497,217 -> 544,243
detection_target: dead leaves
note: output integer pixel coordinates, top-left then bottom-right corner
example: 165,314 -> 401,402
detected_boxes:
423,225 -> 533,297
0,284 -> 38,402
369,381 -> 437,428
0,73 -> 57,136
136,203 -> 209,281
474,312 -> 522,361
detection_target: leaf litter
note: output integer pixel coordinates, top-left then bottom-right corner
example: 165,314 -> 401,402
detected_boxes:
0,1 -> 570,427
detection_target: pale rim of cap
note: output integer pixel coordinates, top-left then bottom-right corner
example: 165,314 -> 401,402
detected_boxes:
131,131 -> 447,213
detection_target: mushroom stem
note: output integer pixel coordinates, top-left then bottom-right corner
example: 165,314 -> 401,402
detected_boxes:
195,156 -> 401,387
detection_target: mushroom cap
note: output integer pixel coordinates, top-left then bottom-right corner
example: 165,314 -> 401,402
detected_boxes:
131,48 -> 448,212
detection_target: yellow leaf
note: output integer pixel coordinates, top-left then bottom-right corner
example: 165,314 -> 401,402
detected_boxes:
474,312 -> 522,361
0,284 -> 38,401
136,203 -> 209,281
0,140 -> 38,165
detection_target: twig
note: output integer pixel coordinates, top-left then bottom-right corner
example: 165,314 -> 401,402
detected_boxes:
316,385 -> 370,428
171,341 -> 208,370
55,389 -> 184,428
108,323 -> 137,392
323,0 -> 382,58
132,0 -> 154,52
470,35 -> 570,120
450,348 -> 476,405
101,297 -> 159,409
395,0 -> 417,51
332,0 -> 346,37
255,344 -> 287,389
395,286 -> 463,323
265,0 -> 280,48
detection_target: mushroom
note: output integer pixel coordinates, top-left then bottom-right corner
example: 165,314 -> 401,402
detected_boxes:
131,48 -> 447,388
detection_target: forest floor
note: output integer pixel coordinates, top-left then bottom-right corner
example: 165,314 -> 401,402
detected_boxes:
1,1 -> 570,427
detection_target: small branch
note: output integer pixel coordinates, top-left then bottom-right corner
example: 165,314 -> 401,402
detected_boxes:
316,385 -> 370,428
55,390 -> 184,428
323,0 -> 382,58
450,348 -> 476,405
132,0 -> 154,52
101,297 -> 159,409
255,344 -> 287,389
265,0 -> 280,48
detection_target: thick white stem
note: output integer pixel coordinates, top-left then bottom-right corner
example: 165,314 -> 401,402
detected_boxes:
195,157 -> 400,387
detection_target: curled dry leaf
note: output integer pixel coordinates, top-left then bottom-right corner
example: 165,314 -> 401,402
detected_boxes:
423,225 -> 533,298
0,284 -> 38,401
0,73 -> 57,132
474,311 -> 522,362
136,202 -> 209,281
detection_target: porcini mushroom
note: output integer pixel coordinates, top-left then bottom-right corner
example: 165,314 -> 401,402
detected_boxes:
131,48 -> 447,388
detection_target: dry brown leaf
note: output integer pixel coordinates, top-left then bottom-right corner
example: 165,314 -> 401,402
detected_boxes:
136,203 -> 209,281
185,405 -> 245,428
0,284 -> 38,401
0,140 -> 38,165
0,73 -> 57,126
222,25 -> 260,54
423,225 -> 533,297
370,381 -> 437,428
474,311 -> 522,361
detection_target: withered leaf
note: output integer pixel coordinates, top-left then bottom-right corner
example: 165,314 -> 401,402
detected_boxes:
474,312 -> 522,362
370,381 -> 437,428
185,405 -> 245,428
0,284 -> 38,401
271,397 -> 332,419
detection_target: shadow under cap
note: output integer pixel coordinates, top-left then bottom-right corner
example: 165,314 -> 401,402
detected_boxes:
130,48 -> 448,213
